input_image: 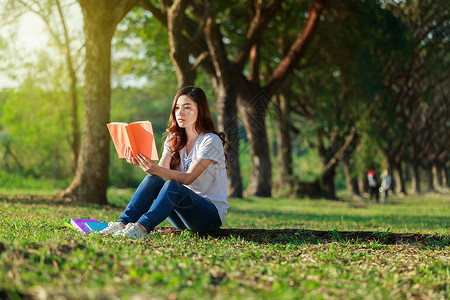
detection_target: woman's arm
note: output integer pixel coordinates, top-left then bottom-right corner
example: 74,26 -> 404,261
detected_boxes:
135,154 -> 212,185
158,153 -> 172,169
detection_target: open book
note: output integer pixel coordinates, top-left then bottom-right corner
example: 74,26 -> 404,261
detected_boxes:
107,121 -> 159,160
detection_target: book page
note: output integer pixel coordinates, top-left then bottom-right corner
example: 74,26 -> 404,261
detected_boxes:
127,121 -> 159,160
107,123 -> 130,158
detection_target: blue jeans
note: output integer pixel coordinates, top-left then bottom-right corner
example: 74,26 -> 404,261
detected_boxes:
118,175 -> 222,233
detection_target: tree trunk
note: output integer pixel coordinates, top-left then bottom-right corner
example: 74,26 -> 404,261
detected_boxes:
294,179 -> 323,198
342,159 -> 352,195
393,162 -> 407,195
212,80 -> 243,198
167,0 -> 196,89
351,178 -> 360,196
359,176 -> 367,195
69,67 -> 80,172
425,165 -> 435,192
342,158 -> 360,196
237,91 -> 272,197
60,0 -> 138,204
442,166 -> 449,188
410,164 -> 421,194
321,166 -> 337,199
432,163 -> 442,190
204,17 -> 243,198
273,89 -> 293,187
342,142 -> 361,196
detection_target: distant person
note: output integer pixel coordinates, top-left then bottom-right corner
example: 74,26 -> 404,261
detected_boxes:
100,86 -> 229,238
367,168 -> 378,201
380,168 -> 392,203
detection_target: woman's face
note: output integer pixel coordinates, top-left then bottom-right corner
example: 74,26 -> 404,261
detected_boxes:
175,95 -> 198,131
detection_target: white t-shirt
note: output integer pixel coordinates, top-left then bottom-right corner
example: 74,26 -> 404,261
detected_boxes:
163,133 -> 229,224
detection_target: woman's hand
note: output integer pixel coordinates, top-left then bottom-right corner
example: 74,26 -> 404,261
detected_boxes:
125,148 -> 158,174
135,154 -> 158,174
125,147 -> 138,165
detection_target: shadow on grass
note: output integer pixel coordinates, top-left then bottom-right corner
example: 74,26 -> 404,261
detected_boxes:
229,207 -> 449,233
152,226 -> 449,248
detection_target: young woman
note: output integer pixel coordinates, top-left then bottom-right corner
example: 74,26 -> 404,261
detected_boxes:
101,86 -> 229,238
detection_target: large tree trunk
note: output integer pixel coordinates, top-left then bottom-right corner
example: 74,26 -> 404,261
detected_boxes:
60,0 -> 138,204
273,88 -> 293,187
204,17 -> 243,198
167,0 -> 196,88
212,80 -> 243,198
237,90 -> 272,197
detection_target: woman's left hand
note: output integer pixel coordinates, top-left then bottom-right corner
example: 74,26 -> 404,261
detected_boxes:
135,154 -> 158,174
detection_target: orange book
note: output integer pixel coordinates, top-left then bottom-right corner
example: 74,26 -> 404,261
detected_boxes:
107,121 -> 159,160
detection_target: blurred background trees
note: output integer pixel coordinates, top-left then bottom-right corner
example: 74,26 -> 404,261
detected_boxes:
0,0 -> 448,203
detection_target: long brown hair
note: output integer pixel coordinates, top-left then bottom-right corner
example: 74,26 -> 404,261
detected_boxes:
163,86 -> 227,170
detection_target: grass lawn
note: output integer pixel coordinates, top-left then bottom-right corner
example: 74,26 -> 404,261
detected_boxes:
0,189 -> 448,299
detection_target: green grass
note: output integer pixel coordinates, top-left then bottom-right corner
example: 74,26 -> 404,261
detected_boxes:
0,190 -> 448,299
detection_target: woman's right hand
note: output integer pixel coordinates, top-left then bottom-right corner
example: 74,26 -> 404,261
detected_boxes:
125,147 -> 138,165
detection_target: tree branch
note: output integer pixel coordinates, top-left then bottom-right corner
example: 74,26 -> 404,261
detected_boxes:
138,0 -> 168,25
204,14 -> 231,80
233,0 -> 283,72
265,0 -> 326,95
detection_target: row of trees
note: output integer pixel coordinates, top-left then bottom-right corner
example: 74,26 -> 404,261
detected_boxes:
0,0 -> 448,204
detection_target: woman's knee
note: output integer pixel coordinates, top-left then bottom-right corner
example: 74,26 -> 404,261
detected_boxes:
163,180 -> 184,191
143,174 -> 164,184
135,175 -> 165,195
139,174 -> 165,189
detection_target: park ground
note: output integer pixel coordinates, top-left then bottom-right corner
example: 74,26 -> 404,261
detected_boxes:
0,188 -> 448,299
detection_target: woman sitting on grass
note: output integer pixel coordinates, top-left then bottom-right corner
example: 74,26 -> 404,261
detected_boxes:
101,86 -> 229,238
